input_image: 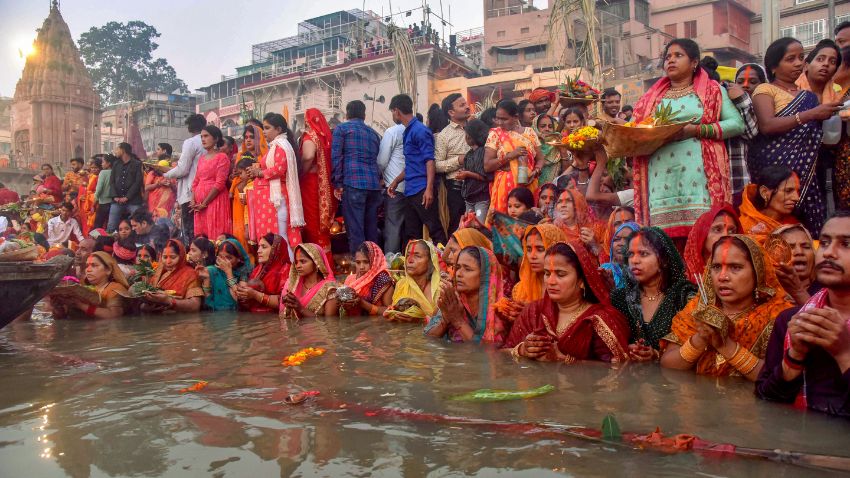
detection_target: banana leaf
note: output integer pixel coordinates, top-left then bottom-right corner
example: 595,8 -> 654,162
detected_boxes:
449,384 -> 555,402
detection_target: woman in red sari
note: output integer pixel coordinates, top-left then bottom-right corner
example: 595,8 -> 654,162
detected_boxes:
141,239 -> 204,313
682,204 -> 741,282
299,108 -> 337,253
504,241 -> 630,363
236,233 -> 290,313
191,125 -> 232,238
247,113 -> 304,260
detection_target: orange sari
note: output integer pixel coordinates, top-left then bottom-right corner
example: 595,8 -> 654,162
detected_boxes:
145,171 -> 176,219
511,224 -> 568,303
485,127 -> 540,222
662,235 -> 792,377
229,177 -> 250,251
738,184 -> 799,245
148,240 -> 204,300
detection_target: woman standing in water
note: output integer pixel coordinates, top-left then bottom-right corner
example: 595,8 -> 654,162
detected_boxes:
750,37 -> 842,236
505,241 -> 630,363
280,243 -> 340,318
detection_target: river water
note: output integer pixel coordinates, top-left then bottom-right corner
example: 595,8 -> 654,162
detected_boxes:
0,312 -> 848,477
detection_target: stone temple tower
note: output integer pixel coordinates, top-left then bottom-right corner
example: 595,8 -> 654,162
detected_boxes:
12,0 -> 101,166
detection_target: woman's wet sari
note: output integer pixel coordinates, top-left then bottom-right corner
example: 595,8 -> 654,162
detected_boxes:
388,240 -> 441,322
662,235 -> 792,377
600,221 -> 640,290
245,234 -> 290,312
148,239 -> 204,300
344,241 -> 393,306
749,87 -> 825,236
511,224 -> 568,303
206,239 -> 254,312
280,243 -> 338,318
425,247 -> 508,344
532,114 -> 562,185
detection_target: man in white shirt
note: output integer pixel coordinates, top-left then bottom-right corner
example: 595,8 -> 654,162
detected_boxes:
47,202 -> 84,247
377,122 -> 406,253
165,114 -> 206,244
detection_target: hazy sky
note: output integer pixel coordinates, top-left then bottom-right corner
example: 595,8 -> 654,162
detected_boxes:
0,0 -> 486,98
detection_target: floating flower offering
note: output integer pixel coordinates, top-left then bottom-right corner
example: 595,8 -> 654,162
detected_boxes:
282,347 -> 326,367
180,380 -> 209,393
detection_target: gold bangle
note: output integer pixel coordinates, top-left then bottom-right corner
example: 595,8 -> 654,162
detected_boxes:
511,342 -> 524,361
795,113 -> 803,126
729,346 -> 759,374
679,338 -> 705,363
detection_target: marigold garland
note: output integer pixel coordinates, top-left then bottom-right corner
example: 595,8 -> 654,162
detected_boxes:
180,381 -> 209,393
282,347 -> 326,367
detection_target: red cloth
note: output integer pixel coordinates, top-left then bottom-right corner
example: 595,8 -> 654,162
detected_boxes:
249,146 -> 288,239
192,152 -> 232,238
631,67 -> 730,237
245,234 -> 291,312
0,188 -> 20,205
42,175 -> 63,203
682,203 -> 741,282
300,109 -> 337,252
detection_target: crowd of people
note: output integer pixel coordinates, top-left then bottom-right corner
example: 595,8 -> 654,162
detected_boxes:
2,31 -> 850,419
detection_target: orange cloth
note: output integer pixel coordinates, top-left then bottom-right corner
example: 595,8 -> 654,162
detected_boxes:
229,177 -> 250,251
662,235 -> 792,377
795,71 -> 840,103
738,184 -> 799,245
512,224 -> 568,303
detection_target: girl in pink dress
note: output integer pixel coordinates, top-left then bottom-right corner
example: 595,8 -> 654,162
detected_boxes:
191,125 -> 232,239
247,113 -> 304,260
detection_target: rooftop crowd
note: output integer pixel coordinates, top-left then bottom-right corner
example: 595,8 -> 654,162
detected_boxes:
3,29 -> 850,420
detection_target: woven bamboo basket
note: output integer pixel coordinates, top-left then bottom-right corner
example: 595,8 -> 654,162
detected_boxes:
48,283 -> 101,305
0,246 -> 38,262
558,95 -> 598,108
600,121 -> 690,158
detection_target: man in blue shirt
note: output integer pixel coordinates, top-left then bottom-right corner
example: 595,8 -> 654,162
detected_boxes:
331,100 -> 383,254
386,94 -> 446,245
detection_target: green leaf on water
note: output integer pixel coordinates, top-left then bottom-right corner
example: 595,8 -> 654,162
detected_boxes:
601,414 -> 621,440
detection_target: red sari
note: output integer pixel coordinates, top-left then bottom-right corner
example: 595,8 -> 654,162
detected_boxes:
147,240 -> 204,300
682,203 -> 741,282
504,240 -> 630,363
244,234 -> 291,312
299,109 -> 337,252
192,152 -> 232,238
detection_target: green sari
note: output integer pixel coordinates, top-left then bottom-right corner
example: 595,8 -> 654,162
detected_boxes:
532,114 -> 562,185
205,238 -> 254,311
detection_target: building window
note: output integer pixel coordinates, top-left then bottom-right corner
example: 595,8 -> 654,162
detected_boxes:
634,0 -> 650,25
781,19 -> 825,47
598,0 -> 630,21
496,49 -> 518,63
837,14 -> 850,25
664,24 -> 677,37
520,27 -> 530,34
794,0 -> 815,4
328,80 -> 342,110
524,45 -> 546,60
684,20 -> 697,38
497,30 -> 506,38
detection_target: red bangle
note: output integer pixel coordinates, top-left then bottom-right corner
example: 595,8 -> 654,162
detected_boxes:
86,304 -> 97,317
784,350 -> 804,370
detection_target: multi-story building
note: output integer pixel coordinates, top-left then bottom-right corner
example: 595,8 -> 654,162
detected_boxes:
752,0 -> 850,57
198,9 -> 475,134
99,92 -> 198,159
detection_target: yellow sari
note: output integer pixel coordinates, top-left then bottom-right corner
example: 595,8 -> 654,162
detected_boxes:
388,240 -> 441,322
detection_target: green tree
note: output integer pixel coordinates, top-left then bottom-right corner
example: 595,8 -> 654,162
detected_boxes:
78,21 -> 188,105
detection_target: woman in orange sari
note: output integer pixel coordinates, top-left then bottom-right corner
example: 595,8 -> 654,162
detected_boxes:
141,239 -> 204,313
80,158 -> 101,235
144,162 -> 177,220
599,206 -> 636,263
738,165 -> 800,244
483,100 -> 543,221
442,227 -> 492,273
553,188 -> 604,256
660,235 -> 792,380
299,108 -> 337,253
505,241 -> 630,363
683,204 -> 741,282
512,224 -> 568,304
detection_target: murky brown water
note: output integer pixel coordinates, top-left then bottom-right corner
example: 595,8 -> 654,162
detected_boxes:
0,311 -> 848,477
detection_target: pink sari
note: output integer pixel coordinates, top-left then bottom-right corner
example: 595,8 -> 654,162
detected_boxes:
280,243 -> 338,317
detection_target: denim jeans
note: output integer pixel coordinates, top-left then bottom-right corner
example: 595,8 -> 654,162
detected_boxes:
341,186 -> 382,254
107,202 -> 141,232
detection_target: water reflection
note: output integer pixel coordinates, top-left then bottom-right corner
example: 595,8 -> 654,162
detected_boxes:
0,312 -> 848,477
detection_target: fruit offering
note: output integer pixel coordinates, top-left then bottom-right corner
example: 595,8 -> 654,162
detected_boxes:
623,102 -> 680,128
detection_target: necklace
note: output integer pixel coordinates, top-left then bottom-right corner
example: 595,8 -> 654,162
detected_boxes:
664,84 -> 694,100
773,82 -> 798,94
556,301 -> 591,336
641,290 -> 664,302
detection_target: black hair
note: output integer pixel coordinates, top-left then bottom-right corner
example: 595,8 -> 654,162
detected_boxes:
346,100 -> 368,120
260,232 -> 277,248
235,157 -> 254,169
764,37 -> 802,82
223,136 -> 236,147
517,99 -> 532,114
415,112 -> 424,123
61,201 -> 74,211
138,244 -> 157,261
218,241 -> 245,268
185,113 -> 207,133
700,56 -> 720,81
836,21 -> 850,36
518,209 -> 544,224
118,218 -> 132,230
202,125 -> 225,148
103,154 -> 116,167
662,38 -> 700,70
464,119 -> 491,147
479,107 -> 497,127
0,182 -> 4,188
828,209 -> 850,220
191,236 -> 216,266
601,88 -> 621,100
117,142 -> 132,156
562,106 -> 586,122
94,235 -> 114,252
294,245 -> 326,279
544,242 -> 599,303
735,63 -> 767,83
262,113 -> 298,160
538,183 -> 561,199
242,124 -> 258,138
157,142 -> 173,157
441,93 -> 464,119
389,95 -> 414,115
427,103 -> 448,134
508,187 -> 535,210
247,118 -> 262,129
753,165 -> 795,210
496,99 -> 519,117
457,245 -> 482,267
130,208 -> 153,225
621,105 -> 633,112
114,238 -> 138,265
356,241 -> 372,259
33,233 -> 50,251
627,228 -> 675,292
90,156 -> 103,169
805,39 -> 842,70
70,157 -> 84,165
41,163 -> 53,171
